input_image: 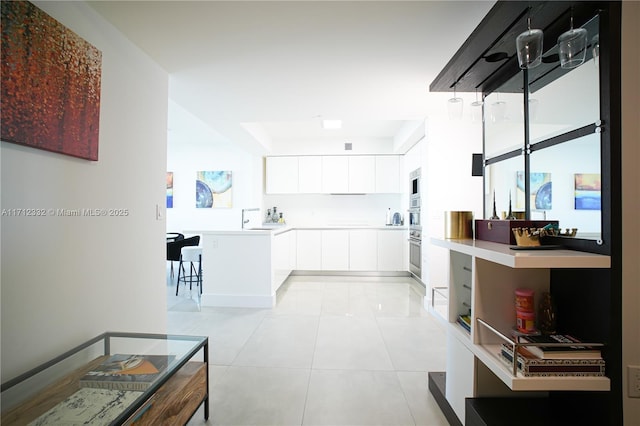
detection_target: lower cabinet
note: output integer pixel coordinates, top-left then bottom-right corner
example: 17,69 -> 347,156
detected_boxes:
377,230 -> 406,271
349,230 -> 377,271
321,230 -> 349,270
296,230 -> 321,270
294,228 -> 406,272
273,231 -> 295,292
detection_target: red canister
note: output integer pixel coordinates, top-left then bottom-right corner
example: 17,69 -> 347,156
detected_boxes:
515,288 -> 535,312
516,310 -> 536,333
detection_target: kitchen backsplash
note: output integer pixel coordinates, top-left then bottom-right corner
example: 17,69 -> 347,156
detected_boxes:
263,193 -> 404,227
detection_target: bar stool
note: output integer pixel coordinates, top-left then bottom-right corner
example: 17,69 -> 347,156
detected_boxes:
176,246 -> 202,296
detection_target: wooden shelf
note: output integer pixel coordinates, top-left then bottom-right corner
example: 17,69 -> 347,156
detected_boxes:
432,238 -> 611,269
447,323 -> 609,392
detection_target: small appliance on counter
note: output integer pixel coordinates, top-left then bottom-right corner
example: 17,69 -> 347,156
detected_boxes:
386,209 -> 403,226
392,212 -> 402,226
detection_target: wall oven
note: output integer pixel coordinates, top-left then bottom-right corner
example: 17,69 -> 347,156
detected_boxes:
409,226 -> 421,278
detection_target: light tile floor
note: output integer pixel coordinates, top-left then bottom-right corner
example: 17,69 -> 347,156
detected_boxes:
167,273 -> 449,426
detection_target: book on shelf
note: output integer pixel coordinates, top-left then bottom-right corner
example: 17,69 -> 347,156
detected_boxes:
499,344 -> 605,377
457,315 -> 471,333
519,334 -> 602,359
79,354 -> 176,391
28,387 -> 144,426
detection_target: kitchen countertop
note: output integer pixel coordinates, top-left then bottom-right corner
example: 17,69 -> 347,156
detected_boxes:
192,225 -> 407,236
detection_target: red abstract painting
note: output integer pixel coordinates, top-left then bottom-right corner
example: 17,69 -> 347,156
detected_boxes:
1,1 -> 102,161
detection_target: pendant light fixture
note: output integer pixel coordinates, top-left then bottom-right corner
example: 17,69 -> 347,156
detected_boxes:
447,84 -> 463,120
516,12 -> 543,69
558,10 -> 588,69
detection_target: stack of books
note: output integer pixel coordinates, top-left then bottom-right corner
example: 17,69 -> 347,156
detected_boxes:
79,354 -> 176,391
499,334 -> 605,377
457,314 -> 471,333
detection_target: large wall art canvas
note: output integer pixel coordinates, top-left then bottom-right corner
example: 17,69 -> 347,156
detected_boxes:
1,1 -> 102,161
574,173 -> 601,210
516,171 -> 552,210
196,171 -> 232,208
166,172 -> 174,208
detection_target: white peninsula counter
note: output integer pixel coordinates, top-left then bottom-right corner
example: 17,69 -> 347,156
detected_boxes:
192,225 -> 408,308
196,226 -> 295,308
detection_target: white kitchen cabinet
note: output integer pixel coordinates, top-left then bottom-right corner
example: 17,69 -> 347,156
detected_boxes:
321,156 -> 349,193
296,230 -> 322,270
321,230 -> 349,270
266,156 -> 298,194
349,230 -> 377,271
273,231 -> 293,292
288,229 -> 297,270
348,156 -> 375,193
377,229 -> 406,271
298,156 -> 322,193
266,155 -> 402,194
375,155 -> 401,193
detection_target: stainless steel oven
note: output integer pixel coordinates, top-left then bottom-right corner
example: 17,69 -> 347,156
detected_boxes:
409,226 -> 421,278
408,208 -> 420,228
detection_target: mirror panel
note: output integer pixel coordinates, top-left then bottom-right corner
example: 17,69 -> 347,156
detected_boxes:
529,133 -> 601,239
484,73 -> 525,159
484,154 -> 524,220
529,16 -> 600,143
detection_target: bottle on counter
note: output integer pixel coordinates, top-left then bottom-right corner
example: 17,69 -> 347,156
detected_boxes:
265,209 -> 272,224
272,207 -> 278,223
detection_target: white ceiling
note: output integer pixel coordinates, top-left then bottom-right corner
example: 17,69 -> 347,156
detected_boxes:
89,1 -> 495,154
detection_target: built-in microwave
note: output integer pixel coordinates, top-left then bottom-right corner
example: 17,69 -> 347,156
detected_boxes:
410,168 -> 421,208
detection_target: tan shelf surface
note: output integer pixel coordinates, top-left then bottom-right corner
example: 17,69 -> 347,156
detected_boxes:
447,323 -> 610,392
432,238 -> 610,269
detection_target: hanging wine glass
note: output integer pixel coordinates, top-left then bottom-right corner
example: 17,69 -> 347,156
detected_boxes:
516,15 -> 543,69
558,12 -> 588,69
447,84 -> 463,120
471,90 -> 483,123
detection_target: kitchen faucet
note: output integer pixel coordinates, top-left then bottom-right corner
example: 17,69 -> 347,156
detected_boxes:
241,208 -> 260,229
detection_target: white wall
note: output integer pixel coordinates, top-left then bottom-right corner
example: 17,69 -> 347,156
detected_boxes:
622,1 -> 640,423
0,1 -> 169,381
166,101 -> 262,232
423,115 -> 484,297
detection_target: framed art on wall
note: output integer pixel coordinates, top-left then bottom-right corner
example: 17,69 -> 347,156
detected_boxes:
166,172 -> 174,208
1,1 -> 102,161
575,173 -> 601,210
196,171 -> 232,208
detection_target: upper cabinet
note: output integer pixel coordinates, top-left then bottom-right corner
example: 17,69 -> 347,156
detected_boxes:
347,156 -> 375,193
266,155 -> 401,194
375,155 -> 401,193
265,156 -> 298,194
321,156 -> 350,193
298,156 -> 323,193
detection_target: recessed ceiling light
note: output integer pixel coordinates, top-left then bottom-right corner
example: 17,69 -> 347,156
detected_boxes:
321,119 -> 342,129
